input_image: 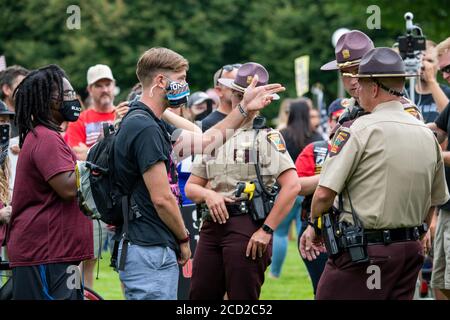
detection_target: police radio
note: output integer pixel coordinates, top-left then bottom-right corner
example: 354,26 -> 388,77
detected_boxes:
338,190 -> 369,263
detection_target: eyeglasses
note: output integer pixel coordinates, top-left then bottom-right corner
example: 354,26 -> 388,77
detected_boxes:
440,64 -> 450,74
63,90 -> 78,100
51,90 -> 78,101
216,64 -> 242,85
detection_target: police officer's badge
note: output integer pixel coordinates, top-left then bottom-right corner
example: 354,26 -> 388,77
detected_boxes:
342,49 -> 350,59
267,132 -> 286,153
330,129 -> 350,157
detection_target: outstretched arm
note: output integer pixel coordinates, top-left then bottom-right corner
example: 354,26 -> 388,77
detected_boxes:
173,74 -> 285,159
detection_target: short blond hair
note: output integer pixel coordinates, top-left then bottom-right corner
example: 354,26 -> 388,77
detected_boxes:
136,47 -> 189,88
436,37 -> 450,58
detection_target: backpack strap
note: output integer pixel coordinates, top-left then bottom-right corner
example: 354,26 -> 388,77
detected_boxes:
114,108 -> 153,271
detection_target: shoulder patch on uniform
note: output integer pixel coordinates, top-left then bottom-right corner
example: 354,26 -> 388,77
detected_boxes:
329,129 -> 351,157
404,106 -> 423,121
267,131 -> 286,153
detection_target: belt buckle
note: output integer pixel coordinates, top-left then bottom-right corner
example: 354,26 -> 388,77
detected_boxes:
382,230 -> 392,244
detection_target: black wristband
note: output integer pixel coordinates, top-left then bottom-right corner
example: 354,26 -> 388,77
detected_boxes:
262,224 -> 274,234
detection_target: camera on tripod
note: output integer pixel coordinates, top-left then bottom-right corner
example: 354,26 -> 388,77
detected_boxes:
397,12 -> 426,61
394,12 -> 426,102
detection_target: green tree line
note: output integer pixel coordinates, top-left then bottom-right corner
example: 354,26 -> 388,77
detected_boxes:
1,0 -> 448,120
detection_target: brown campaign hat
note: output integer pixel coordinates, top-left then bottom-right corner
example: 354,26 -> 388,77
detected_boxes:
321,30 -> 374,71
344,47 -> 419,78
218,62 -> 280,100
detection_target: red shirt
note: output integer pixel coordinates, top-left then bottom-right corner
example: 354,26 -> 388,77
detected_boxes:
295,141 -> 330,177
7,125 -> 93,267
65,108 -> 115,148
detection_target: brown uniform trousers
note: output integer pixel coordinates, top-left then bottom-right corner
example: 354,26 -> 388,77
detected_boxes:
189,214 -> 272,300
316,241 -> 424,300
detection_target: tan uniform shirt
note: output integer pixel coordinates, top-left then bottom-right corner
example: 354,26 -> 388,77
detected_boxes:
319,100 -> 449,229
191,120 -> 296,198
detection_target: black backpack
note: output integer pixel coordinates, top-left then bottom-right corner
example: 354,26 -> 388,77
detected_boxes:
76,108 -> 148,226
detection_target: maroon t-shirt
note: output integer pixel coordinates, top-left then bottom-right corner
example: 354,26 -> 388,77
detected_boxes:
7,125 -> 93,267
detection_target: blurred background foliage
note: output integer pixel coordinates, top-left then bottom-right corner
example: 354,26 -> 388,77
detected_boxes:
1,0 -> 449,121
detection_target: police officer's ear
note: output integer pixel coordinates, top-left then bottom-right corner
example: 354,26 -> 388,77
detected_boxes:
371,80 -> 380,98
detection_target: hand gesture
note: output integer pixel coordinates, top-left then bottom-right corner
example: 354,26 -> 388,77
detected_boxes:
241,74 -> 285,112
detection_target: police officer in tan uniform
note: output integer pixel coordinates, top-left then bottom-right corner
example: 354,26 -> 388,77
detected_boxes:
321,30 -> 423,140
185,62 -> 301,300
300,47 -> 449,300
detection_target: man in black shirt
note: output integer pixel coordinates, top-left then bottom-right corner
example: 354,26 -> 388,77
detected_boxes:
200,64 -> 240,132
427,37 -> 450,300
114,47 -> 285,300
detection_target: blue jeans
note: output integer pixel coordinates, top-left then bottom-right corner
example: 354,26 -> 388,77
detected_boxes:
118,242 -> 179,300
270,196 -> 303,277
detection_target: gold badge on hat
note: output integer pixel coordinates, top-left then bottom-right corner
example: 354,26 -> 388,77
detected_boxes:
342,49 -> 350,59
246,76 -> 253,85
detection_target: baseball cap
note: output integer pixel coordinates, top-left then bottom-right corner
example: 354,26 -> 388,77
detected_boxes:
327,98 -> 346,117
187,91 -> 213,108
87,64 -> 115,86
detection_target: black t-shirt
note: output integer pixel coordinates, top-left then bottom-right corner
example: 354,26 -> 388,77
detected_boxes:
414,84 -> 450,123
434,101 -> 450,211
113,101 -> 179,251
280,129 -> 324,162
200,110 -> 227,132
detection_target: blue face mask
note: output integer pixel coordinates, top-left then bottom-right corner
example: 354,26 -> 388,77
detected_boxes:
165,79 -> 190,108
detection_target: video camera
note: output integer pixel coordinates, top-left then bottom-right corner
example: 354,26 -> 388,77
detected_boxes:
395,12 -> 426,102
397,12 -> 426,62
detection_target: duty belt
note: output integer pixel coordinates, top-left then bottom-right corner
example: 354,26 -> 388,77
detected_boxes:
201,201 -> 250,221
364,225 -> 427,245
226,201 -> 250,216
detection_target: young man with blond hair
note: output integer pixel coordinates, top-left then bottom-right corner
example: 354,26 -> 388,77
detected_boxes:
113,47 -> 284,300
427,37 -> 450,300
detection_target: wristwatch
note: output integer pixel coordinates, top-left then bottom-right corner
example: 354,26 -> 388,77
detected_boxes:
177,229 -> 190,244
262,224 -> 274,235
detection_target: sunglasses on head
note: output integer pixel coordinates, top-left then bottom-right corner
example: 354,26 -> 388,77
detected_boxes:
217,64 -> 242,83
440,64 -> 450,74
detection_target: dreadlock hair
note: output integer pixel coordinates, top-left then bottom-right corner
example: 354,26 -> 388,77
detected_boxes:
13,64 -> 67,148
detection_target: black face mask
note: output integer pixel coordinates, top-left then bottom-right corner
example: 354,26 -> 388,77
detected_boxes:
0,124 -> 10,167
60,99 -> 82,122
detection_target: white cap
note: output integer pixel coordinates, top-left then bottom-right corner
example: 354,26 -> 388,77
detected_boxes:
87,64 -> 115,86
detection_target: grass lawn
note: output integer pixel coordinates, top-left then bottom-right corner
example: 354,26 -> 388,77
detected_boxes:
92,239 -> 314,300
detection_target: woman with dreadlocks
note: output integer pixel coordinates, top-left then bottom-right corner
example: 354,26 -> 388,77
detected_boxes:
6,64 -> 93,300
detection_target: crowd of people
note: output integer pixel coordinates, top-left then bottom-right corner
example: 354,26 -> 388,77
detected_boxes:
0,28 -> 450,301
